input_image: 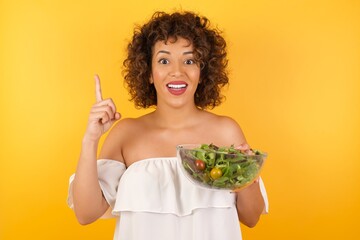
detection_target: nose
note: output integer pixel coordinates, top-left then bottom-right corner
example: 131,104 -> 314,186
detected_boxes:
169,61 -> 183,77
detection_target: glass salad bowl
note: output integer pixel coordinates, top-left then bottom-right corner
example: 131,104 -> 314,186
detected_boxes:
177,144 -> 267,192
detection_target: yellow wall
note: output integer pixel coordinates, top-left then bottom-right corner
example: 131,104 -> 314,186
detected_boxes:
1,0 -> 359,239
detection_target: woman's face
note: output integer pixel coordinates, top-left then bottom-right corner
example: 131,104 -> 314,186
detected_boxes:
151,37 -> 200,108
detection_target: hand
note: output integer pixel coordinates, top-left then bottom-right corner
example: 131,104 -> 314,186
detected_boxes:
235,143 -> 254,155
84,74 -> 121,141
235,143 -> 259,184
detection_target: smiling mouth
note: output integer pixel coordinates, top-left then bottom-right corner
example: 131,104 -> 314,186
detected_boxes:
166,82 -> 188,95
166,83 -> 188,89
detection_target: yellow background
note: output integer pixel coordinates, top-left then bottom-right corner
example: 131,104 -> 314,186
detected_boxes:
1,0 -> 359,239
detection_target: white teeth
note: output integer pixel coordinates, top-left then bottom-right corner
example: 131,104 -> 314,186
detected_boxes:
167,84 -> 187,89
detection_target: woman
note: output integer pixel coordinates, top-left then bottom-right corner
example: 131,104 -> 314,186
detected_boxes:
68,11 -> 268,239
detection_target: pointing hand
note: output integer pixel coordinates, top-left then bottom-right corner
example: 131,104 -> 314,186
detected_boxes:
84,74 -> 121,141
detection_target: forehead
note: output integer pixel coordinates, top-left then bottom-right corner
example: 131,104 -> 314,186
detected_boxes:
153,37 -> 193,52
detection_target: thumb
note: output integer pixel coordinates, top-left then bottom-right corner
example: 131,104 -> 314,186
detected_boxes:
114,112 -> 121,120
109,112 -> 121,125
235,143 -> 250,151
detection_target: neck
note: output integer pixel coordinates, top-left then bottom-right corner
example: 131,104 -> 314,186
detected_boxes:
152,103 -> 201,129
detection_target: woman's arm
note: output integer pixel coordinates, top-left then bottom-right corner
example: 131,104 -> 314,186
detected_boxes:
72,137 -> 110,225
72,75 -> 121,225
218,116 -> 265,227
236,180 -> 265,227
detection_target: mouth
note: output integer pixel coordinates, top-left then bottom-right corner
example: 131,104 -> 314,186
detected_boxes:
166,81 -> 188,95
167,83 -> 188,89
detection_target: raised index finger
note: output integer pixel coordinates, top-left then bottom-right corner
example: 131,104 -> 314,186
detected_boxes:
94,74 -> 103,102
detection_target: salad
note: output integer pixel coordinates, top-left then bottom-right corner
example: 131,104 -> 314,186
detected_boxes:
179,143 -> 266,190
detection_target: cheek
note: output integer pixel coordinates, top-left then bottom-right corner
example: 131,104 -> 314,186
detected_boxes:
151,68 -> 166,82
190,69 -> 201,82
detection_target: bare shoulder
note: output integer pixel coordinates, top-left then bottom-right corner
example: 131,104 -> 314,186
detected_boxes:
205,112 -> 247,146
204,112 -> 240,130
111,117 -> 140,131
98,117 -> 141,162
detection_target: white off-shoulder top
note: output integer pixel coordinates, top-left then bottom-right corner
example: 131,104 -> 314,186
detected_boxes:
68,157 -> 269,240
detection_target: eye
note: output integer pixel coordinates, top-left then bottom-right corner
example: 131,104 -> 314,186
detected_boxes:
158,58 -> 169,64
184,59 -> 195,65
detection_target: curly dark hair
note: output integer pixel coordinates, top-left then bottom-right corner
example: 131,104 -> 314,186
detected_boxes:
123,11 -> 229,109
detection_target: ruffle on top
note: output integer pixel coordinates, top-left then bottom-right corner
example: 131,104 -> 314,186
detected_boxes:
67,158 -> 269,217
67,159 -> 126,210
112,158 -> 238,216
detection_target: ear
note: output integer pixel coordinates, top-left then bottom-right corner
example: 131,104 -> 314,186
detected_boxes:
149,75 -> 154,84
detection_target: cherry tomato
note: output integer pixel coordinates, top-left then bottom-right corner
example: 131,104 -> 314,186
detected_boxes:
195,159 -> 206,170
203,173 -> 211,182
210,167 -> 222,180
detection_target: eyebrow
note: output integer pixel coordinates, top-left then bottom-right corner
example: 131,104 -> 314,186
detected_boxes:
155,50 -> 194,56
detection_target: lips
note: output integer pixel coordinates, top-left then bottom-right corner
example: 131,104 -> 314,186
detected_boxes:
166,81 -> 188,95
